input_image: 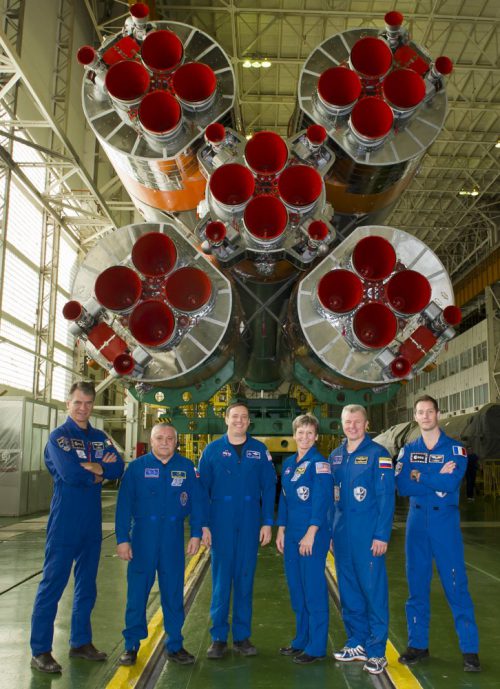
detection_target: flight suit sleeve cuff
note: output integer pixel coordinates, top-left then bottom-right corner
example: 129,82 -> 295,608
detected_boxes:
262,518 -> 274,526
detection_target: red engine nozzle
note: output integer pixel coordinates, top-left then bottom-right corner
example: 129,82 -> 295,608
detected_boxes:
317,270 -> 364,315
317,67 -> 362,114
308,220 -> 329,242
94,266 -> 142,313
352,235 -> 396,281
164,267 -> 212,313
209,163 -> 255,210
306,125 -> 327,146
435,56 -> 454,76
131,232 -> 177,278
353,302 -> 398,349
172,62 -> 217,109
141,29 -> 183,75
130,3 -> 149,20
383,68 -> 426,112
205,123 -> 226,145
129,300 -> 176,348
443,305 -> 462,326
278,165 -> 322,210
350,96 -> 394,143
62,300 -> 84,321
391,356 -> 411,378
138,90 -> 181,137
386,270 -> 432,315
350,36 -> 393,82
384,11 -> 404,28
113,353 -> 136,376
244,131 -> 288,177
77,45 -> 98,67
205,221 -> 226,245
105,60 -> 150,107
243,195 -> 288,243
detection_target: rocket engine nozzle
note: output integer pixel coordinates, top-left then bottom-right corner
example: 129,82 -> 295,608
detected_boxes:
244,131 -> 289,177
138,90 -> 182,140
317,67 -> 362,115
243,195 -> 288,245
306,125 -> 327,147
105,60 -> 150,109
172,62 -> 217,110
390,356 -> 411,378
352,235 -> 396,281
386,270 -> 432,315
383,68 -> 426,115
442,305 -> 462,326
205,220 -> 227,246
164,267 -> 213,313
349,96 -> 394,145
317,269 -> 364,315
131,232 -> 178,278
129,300 -> 176,349
113,353 -> 136,376
77,45 -> 99,68
94,266 -> 143,313
277,164 -> 322,211
209,163 -> 255,212
205,123 -> 226,146
349,36 -> 393,86
141,29 -> 184,75
353,302 -> 398,349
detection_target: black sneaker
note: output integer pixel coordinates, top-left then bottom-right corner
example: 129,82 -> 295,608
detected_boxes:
463,653 -> 481,672
279,646 -> 303,656
233,639 -> 257,656
118,649 -> 138,666
293,653 -> 324,664
398,647 -> 429,665
30,653 -> 62,674
167,647 -> 195,665
207,641 -> 227,659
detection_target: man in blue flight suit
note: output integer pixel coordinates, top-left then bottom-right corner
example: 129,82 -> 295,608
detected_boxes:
30,381 -> 124,674
396,395 -> 481,672
199,401 -> 276,659
276,414 -> 333,664
116,423 -> 203,666
329,404 -> 394,675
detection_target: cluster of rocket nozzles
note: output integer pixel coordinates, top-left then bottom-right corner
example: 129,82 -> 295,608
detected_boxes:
198,127 -> 333,263
315,11 -> 453,144
63,232 -> 213,376
77,2 -> 219,142
315,234 -> 462,377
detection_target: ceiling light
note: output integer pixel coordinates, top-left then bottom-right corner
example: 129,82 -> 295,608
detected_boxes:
459,188 -> 479,197
495,139 -> 500,149
261,59 -> 272,68
251,60 -> 262,68
242,60 -> 252,68
245,133 -> 253,140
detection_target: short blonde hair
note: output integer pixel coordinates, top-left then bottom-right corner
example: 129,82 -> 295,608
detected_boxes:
292,413 -> 319,434
341,404 -> 367,421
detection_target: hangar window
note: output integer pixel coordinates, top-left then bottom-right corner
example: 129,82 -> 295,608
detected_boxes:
473,341 -> 487,365
438,396 -> 448,412
460,349 -> 472,370
473,383 -> 489,406
461,388 -> 473,409
438,361 -> 447,379
449,392 -> 460,411
448,355 -> 459,376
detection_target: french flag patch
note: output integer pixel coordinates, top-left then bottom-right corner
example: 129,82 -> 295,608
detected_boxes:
453,445 -> 467,456
379,457 -> 393,469
316,462 -> 331,474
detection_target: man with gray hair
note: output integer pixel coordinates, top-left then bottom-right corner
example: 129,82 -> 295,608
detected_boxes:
115,423 -> 203,666
328,404 -> 395,675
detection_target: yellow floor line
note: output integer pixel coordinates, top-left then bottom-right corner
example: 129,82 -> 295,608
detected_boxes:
326,552 -> 423,689
106,545 -> 207,689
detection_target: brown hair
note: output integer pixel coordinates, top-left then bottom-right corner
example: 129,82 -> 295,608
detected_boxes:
414,395 -> 438,412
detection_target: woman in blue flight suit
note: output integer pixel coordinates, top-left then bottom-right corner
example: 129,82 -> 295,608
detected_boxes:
276,414 -> 333,664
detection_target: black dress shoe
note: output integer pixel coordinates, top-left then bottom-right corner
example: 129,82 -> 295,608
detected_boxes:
207,641 -> 227,659
31,653 -> 62,674
279,646 -> 303,656
398,647 -> 429,665
69,642 -> 107,661
233,638 -> 257,656
118,649 -> 138,666
463,653 -> 481,672
293,653 -> 324,664
167,647 -> 195,665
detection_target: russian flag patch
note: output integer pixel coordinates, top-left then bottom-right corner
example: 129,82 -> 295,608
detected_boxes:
379,457 -> 393,469
452,445 -> 467,457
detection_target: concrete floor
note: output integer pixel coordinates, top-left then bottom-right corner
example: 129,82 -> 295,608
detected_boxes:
0,491 -> 498,689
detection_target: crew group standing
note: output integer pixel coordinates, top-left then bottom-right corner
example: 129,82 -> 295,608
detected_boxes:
396,395 -> 481,672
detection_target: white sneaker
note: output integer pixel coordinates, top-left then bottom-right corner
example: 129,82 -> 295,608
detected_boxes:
363,657 -> 388,674
334,645 -> 368,662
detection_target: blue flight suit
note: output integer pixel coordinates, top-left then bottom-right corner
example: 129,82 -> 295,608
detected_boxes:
395,431 -> 479,652
328,436 -> 394,658
30,417 -> 124,655
198,434 -> 276,642
115,451 -> 202,653
277,447 -> 333,657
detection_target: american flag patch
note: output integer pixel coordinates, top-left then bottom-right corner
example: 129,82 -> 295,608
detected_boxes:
379,457 -> 393,469
452,445 -> 467,457
316,462 -> 331,474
